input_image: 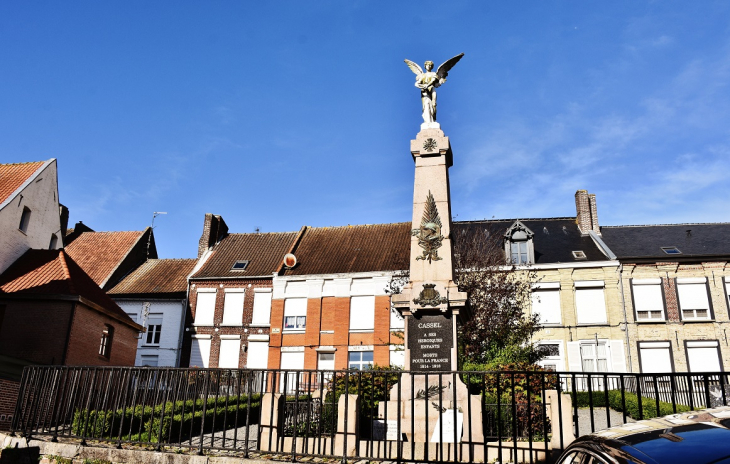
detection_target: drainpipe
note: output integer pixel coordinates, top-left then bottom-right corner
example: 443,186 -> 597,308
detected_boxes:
617,263 -> 633,373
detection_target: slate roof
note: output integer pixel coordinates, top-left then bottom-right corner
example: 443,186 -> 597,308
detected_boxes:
192,231 -> 300,279
109,259 -> 197,297
281,223 -> 411,276
601,223 -> 730,260
453,218 -> 609,264
64,230 -> 147,287
0,160 -> 46,206
0,249 -> 139,328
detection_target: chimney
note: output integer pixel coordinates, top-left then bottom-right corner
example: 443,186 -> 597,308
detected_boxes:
575,190 -> 600,235
198,213 -> 229,258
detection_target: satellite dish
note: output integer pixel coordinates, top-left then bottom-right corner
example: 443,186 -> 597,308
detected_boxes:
283,253 -> 297,268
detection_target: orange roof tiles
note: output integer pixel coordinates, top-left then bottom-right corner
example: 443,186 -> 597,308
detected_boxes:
281,223 -> 411,276
0,161 -> 46,205
64,231 -> 145,287
0,250 -> 137,326
109,259 -> 197,296
193,232 -> 299,279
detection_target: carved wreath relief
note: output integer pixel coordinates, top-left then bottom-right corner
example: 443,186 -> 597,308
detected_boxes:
412,283 -> 448,307
412,191 -> 444,263
423,138 -> 437,151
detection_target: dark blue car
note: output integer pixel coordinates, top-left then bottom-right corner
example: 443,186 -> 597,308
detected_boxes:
556,407 -> 730,464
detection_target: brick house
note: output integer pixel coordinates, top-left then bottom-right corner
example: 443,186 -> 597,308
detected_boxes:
0,249 -> 142,428
109,258 -> 197,367
601,222 -> 730,373
183,213 -> 300,370
0,160 -> 64,275
270,223 -> 410,373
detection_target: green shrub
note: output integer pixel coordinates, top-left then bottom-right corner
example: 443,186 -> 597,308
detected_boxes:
571,390 -> 692,420
72,394 -> 261,443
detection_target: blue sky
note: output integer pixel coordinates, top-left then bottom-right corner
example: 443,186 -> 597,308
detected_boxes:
2,2 -> 729,258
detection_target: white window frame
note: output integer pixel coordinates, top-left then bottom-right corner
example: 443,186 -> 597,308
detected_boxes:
575,282 -> 607,325
579,341 -> 609,373
348,351 -> 374,370
144,314 -> 163,346
349,295 -> 375,332
222,288 -> 245,326
536,342 -> 564,371
283,298 -> 307,332
389,345 -> 405,368
251,288 -> 272,326
631,278 -> 665,321
194,289 -> 217,326
390,307 -> 405,330
677,278 -> 712,321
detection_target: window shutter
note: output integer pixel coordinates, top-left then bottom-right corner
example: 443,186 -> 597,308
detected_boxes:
218,338 -> 241,369
194,292 -> 216,325
252,291 -> 272,325
686,341 -> 721,372
349,295 -> 375,331
222,292 -> 245,325
284,298 -> 308,317
567,341 -> 582,372
390,308 -> 405,330
190,338 -> 211,368
575,288 -> 607,324
677,283 -> 710,310
246,341 -> 269,369
638,342 -> 673,373
531,289 -> 561,324
609,340 -> 626,373
632,284 -> 664,312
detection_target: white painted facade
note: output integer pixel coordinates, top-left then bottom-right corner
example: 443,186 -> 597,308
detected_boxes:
116,299 -> 187,367
0,159 -> 62,274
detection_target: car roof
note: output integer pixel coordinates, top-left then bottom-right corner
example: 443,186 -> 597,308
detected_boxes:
566,407 -> 730,464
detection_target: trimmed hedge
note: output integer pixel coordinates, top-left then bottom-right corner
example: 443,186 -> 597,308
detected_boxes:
72,394 -> 260,443
572,390 -> 691,420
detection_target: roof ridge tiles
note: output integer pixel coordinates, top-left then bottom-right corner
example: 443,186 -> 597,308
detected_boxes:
309,222 -> 410,230
57,251 -> 75,294
0,160 -> 46,167
602,222 -> 730,228
455,217 -> 577,223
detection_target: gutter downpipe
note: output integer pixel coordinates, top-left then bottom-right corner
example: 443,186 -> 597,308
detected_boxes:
618,263 -> 632,373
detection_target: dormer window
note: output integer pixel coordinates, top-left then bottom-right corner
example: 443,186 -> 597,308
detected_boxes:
504,220 -> 535,265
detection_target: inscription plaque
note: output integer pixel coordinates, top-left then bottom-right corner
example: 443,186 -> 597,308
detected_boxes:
407,313 -> 453,371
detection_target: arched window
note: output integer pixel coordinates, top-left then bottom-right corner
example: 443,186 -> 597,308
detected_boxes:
504,220 -> 535,265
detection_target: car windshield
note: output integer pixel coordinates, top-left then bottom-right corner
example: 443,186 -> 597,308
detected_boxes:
621,423 -> 730,463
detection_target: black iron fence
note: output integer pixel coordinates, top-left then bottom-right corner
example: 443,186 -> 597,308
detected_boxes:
11,367 -> 730,463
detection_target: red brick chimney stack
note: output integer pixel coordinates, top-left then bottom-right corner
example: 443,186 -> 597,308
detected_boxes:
575,190 -> 601,235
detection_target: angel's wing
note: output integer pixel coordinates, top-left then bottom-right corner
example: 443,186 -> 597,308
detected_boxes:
404,59 -> 424,76
436,53 -> 464,79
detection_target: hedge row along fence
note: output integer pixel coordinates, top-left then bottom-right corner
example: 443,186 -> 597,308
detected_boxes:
72,394 -> 261,444
572,390 -> 692,420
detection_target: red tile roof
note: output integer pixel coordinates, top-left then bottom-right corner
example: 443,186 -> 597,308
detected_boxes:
64,230 -> 146,287
192,232 -> 299,279
109,259 -> 197,296
0,250 -> 139,328
281,223 -> 411,276
0,161 -> 46,205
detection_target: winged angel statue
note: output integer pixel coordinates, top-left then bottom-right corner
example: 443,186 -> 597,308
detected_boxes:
404,53 -> 464,124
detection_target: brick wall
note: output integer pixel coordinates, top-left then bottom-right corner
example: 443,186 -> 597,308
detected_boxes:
0,300 -> 73,365
183,278 -> 272,368
0,378 -> 19,431
64,303 -> 138,366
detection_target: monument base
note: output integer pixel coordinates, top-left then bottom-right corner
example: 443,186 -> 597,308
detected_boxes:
380,374 -> 484,444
